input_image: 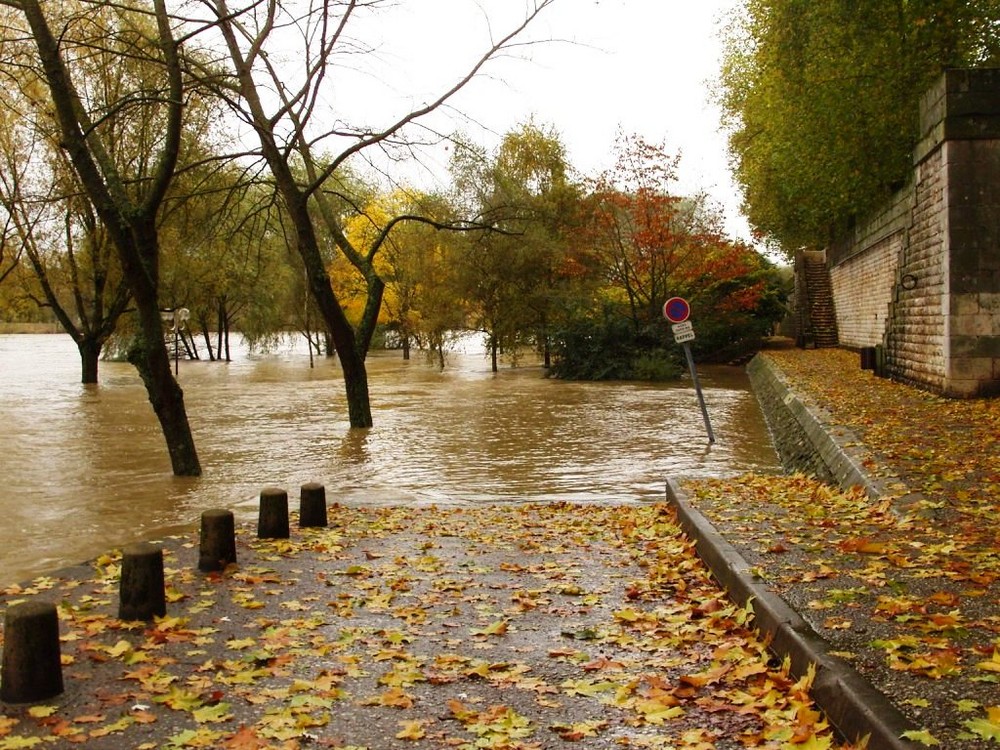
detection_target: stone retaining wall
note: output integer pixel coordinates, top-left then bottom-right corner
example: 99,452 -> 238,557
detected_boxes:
823,69 -> 1000,397
747,355 -> 880,496
828,187 -> 910,351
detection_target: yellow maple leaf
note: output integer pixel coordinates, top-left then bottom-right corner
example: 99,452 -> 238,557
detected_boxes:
107,639 -> 132,658
613,607 -> 641,623
395,719 -> 427,740
364,687 -> 414,709
963,706 -> 1000,742
976,649 -> 1000,673
192,703 -> 234,724
470,619 -> 508,637
551,719 -> 608,740
900,729 -> 941,746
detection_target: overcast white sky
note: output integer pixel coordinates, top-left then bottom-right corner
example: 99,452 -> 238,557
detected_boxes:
332,0 -> 749,239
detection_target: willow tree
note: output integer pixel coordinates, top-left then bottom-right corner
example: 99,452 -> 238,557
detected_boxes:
0,137 -> 131,383
719,0 -> 1000,251
0,33 -> 136,384
450,122 -> 580,371
159,163 -> 295,363
0,212 -> 21,287
1,0 -> 201,475
198,0 -> 557,428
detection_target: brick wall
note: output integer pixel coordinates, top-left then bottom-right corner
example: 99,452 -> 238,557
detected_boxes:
830,233 -> 901,349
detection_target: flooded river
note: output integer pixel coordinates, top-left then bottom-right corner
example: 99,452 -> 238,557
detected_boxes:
0,333 -> 779,585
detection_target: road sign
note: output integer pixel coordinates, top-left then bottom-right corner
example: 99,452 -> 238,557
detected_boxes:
670,316 -> 695,342
663,302 -> 713,443
663,297 -> 690,323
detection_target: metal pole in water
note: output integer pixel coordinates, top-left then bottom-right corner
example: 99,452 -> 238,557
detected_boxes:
682,342 -> 715,444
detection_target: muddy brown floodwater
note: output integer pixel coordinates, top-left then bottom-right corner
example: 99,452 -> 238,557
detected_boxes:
0,333 -> 779,585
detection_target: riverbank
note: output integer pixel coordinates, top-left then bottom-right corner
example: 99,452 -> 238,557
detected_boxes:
676,348 -> 1000,749
0,323 -> 62,334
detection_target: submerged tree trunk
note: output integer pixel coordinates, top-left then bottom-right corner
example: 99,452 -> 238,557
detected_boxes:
282,195 -> 376,427
340,347 -> 373,428
216,301 -> 224,361
19,0 -> 200,476
123,224 -> 201,476
204,330 -> 216,361
181,330 -> 197,360
126,302 -> 201,476
78,338 -> 101,384
219,299 -> 232,362
198,313 -> 216,361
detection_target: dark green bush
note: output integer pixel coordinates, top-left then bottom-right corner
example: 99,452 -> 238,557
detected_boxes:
550,313 -> 681,381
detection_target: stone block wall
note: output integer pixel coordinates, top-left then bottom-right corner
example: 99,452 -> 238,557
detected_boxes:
943,138 -> 1000,395
824,69 -> 1000,397
747,356 -> 881,495
885,146 -> 948,390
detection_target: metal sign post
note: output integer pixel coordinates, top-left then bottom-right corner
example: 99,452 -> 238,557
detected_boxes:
663,298 -> 715,444
681,341 -> 715,444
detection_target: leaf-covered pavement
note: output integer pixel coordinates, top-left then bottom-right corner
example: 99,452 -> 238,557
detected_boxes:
684,349 -> 1000,749
0,503 -> 859,749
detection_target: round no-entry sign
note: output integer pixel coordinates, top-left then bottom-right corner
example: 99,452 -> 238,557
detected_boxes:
663,297 -> 690,323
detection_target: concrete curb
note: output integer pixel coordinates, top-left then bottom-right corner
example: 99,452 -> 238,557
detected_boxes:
665,477 -> 919,749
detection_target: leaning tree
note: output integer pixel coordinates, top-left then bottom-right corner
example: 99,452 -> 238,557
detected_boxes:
1,0 -> 201,475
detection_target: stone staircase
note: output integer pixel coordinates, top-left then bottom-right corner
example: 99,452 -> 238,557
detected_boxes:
796,251 -> 839,348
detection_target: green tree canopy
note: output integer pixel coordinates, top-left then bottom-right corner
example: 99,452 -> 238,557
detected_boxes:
720,0 -> 1000,252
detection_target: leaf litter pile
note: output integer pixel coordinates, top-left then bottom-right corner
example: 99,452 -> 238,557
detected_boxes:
0,502 -> 860,750
685,349 -> 1000,748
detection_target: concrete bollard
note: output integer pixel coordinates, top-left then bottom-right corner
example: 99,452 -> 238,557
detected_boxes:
199,508 -> 237,572
257,487 -> 290,539
1,600 -> 64,703
299,482 -> 328,528
118,542 -> 166,621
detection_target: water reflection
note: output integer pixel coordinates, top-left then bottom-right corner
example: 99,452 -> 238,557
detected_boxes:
0,334 -> 779,584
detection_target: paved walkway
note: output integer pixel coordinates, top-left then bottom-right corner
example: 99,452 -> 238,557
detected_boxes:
1,501 -> 854,749
674,349 -> 999,750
